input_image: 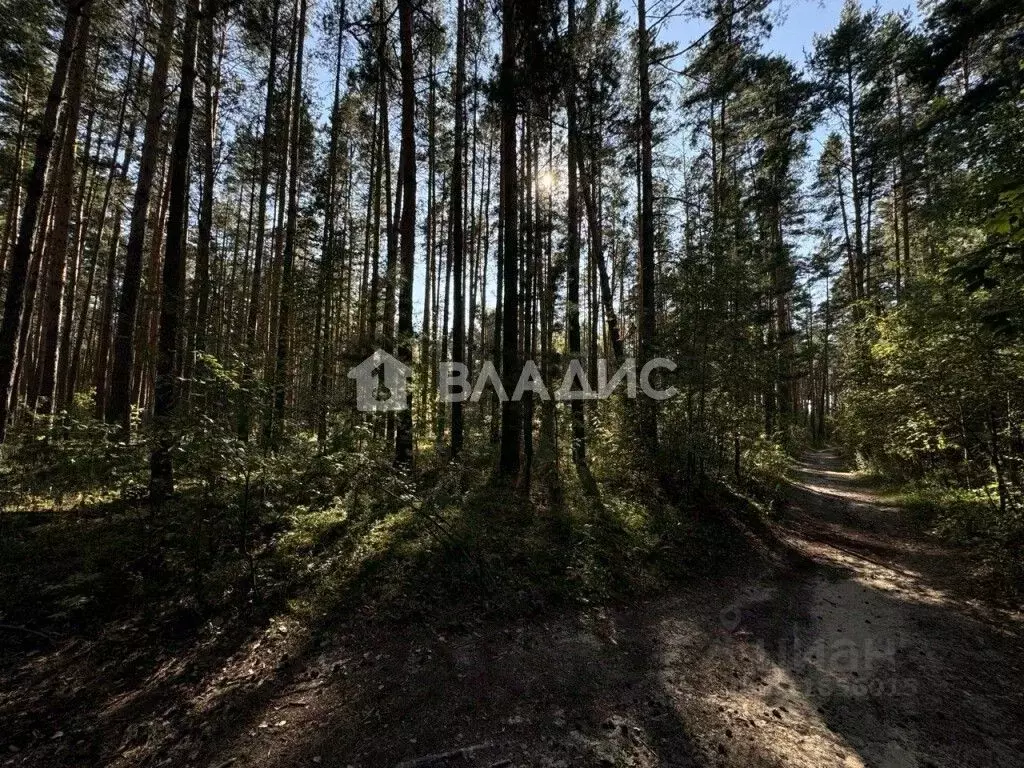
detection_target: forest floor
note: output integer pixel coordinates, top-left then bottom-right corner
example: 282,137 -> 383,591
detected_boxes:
2,450 -> 1023,768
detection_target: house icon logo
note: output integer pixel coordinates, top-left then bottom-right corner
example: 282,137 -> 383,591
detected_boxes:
347,349 -> 412,412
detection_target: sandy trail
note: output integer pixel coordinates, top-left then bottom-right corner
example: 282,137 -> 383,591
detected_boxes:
703,449 -> 1024,768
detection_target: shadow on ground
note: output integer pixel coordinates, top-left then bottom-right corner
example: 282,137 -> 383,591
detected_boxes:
2,450 -> 1023,767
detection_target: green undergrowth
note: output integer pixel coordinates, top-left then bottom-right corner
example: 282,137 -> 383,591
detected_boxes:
816,442 -> 1023,595
888,481 -> 1024,593
0,416 -> 772,652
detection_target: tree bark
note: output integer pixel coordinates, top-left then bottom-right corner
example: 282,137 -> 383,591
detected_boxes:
76,16 -> 143,412
637,0 -> 658,451
238,0 -> 282,440
270,0 -> 307,448
106,0 -> 177,433
580,167 -> 622,362
394,0 -> 416,467
0,84 -> 30,278
188,8 -> 221,381
314,0 -> 345,445
450,0 -> 466,457
150,0 -> 199,498
37,11 -> 91,416
565,0 -> 585,465
497,0 -> 520,477
0,3 -> 87,442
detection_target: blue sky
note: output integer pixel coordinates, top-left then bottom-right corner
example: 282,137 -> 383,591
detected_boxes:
661,0 -> 918,63
767,0 -> 917,57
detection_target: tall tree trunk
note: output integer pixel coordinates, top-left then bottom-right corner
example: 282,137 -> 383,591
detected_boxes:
139,154 -> 171,416
893,69 -> 912,285
497,0 -> 520,477
636,0 -> 658,452
107,0 -> 177,433
565,0 -> 585,465
450,0 -> 466,457
0,84 -> 30,277
368,69 -> 386,344
270,0 -> 307,447
94,208 -> 124,418
383,94 -> 399,365
188,8 -> 221,385
581,168 -> 622,362
37,12 -> 91,416
238,0 -> 281,440
0,3 -> 87,442
845,65 -> 866,307
394,0 -> 416,467
150,0 -> 199,498
358,82 -> 380,345
521,118 -> 536,484
540,124 -> 558,459
419,50 -> 435,438
314,0 -> 345,445
76,18 -> 143,411
57,55 -> 102,411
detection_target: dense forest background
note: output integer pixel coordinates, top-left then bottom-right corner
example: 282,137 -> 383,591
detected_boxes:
1,0 -> 1023,765
0,0 -> 1022,629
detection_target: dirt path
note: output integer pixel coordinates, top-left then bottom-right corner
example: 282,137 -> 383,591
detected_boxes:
707,449 -> 1024,768
5,452 -> 1023,767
